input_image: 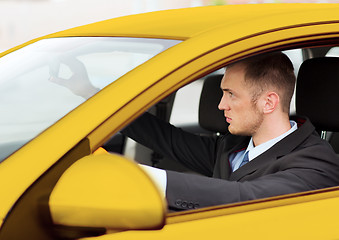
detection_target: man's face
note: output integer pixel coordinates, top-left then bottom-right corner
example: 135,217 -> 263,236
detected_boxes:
218,65 -> 264,136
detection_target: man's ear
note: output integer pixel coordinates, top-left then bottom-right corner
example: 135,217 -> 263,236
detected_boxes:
263,92 -> 279,114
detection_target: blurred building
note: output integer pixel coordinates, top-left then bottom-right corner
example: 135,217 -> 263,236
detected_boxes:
0,0 -> 202,52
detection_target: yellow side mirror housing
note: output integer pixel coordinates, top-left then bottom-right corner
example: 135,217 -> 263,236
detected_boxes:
49,153 -> 166,231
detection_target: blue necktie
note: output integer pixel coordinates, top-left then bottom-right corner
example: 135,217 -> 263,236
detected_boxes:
239,152 -> 249,168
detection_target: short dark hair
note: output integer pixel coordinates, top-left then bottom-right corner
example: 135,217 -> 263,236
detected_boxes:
229,52 -> 296,113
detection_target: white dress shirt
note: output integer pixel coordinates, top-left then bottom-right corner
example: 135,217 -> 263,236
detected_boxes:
230,120 -> 298,171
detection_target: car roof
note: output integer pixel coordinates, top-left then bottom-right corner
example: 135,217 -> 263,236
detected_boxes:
53,3 -> 339,40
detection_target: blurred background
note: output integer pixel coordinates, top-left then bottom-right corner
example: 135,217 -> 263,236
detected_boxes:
1,0 -> 339,52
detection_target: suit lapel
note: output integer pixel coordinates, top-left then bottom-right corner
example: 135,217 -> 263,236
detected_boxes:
229,148 -> 278,181
229,116 -> 315,181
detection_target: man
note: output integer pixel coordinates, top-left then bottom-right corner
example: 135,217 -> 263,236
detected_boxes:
122,52 -> 339,211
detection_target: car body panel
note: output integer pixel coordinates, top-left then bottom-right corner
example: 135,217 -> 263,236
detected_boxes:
90,189 -> 339,240
1,3 -> 339,238
50,4 -> 338,39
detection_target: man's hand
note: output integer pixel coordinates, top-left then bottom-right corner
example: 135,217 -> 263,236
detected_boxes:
49,57 -> 99,99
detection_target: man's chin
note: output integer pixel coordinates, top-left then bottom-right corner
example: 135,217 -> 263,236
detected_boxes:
228,126 -> 250,136
228,125 -> 237,135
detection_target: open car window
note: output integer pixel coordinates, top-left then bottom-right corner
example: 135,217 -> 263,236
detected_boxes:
118,49 -> 304,171
109,47 -> 339,214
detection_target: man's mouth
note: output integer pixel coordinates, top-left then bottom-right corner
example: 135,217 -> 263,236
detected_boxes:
226,117 -> 232,123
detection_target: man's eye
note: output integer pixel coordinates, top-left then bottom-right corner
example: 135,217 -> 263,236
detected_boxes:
229,92 -> 233,97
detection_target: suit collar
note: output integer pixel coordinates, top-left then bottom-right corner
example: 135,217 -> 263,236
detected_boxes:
229,116 -> 315,181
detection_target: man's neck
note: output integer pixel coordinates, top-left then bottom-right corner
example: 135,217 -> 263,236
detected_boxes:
252,114 -> 291,147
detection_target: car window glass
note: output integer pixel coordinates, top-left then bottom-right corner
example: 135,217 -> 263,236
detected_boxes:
283,49 -> 303,114
326,47 -> 339,57
169,78 -> 205,127
0,37 -> 181,163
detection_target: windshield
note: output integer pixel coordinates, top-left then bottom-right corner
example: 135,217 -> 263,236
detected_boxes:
0,37 -> 181,162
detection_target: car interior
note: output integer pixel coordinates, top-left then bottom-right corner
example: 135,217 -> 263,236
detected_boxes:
102,46 -> 339,175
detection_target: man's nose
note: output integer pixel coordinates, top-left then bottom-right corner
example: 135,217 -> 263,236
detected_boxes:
218,95 -> 229,111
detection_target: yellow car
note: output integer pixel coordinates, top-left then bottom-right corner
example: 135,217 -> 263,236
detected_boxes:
2,3 -> 339,240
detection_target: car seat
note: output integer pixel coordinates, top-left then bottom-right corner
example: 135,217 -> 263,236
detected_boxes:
296,57 -> 339,152
199,74 -> 229,135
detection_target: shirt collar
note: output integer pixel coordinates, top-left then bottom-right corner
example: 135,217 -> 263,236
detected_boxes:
245,120 -> 298,161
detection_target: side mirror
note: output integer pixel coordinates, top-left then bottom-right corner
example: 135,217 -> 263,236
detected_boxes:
48,153 -> 166,236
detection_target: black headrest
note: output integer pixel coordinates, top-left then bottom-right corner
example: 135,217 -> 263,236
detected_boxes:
296,57 -> 339,131
199,74 -> 229,134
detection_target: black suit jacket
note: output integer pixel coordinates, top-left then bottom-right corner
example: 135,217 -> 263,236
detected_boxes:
122,113 -> 339,211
